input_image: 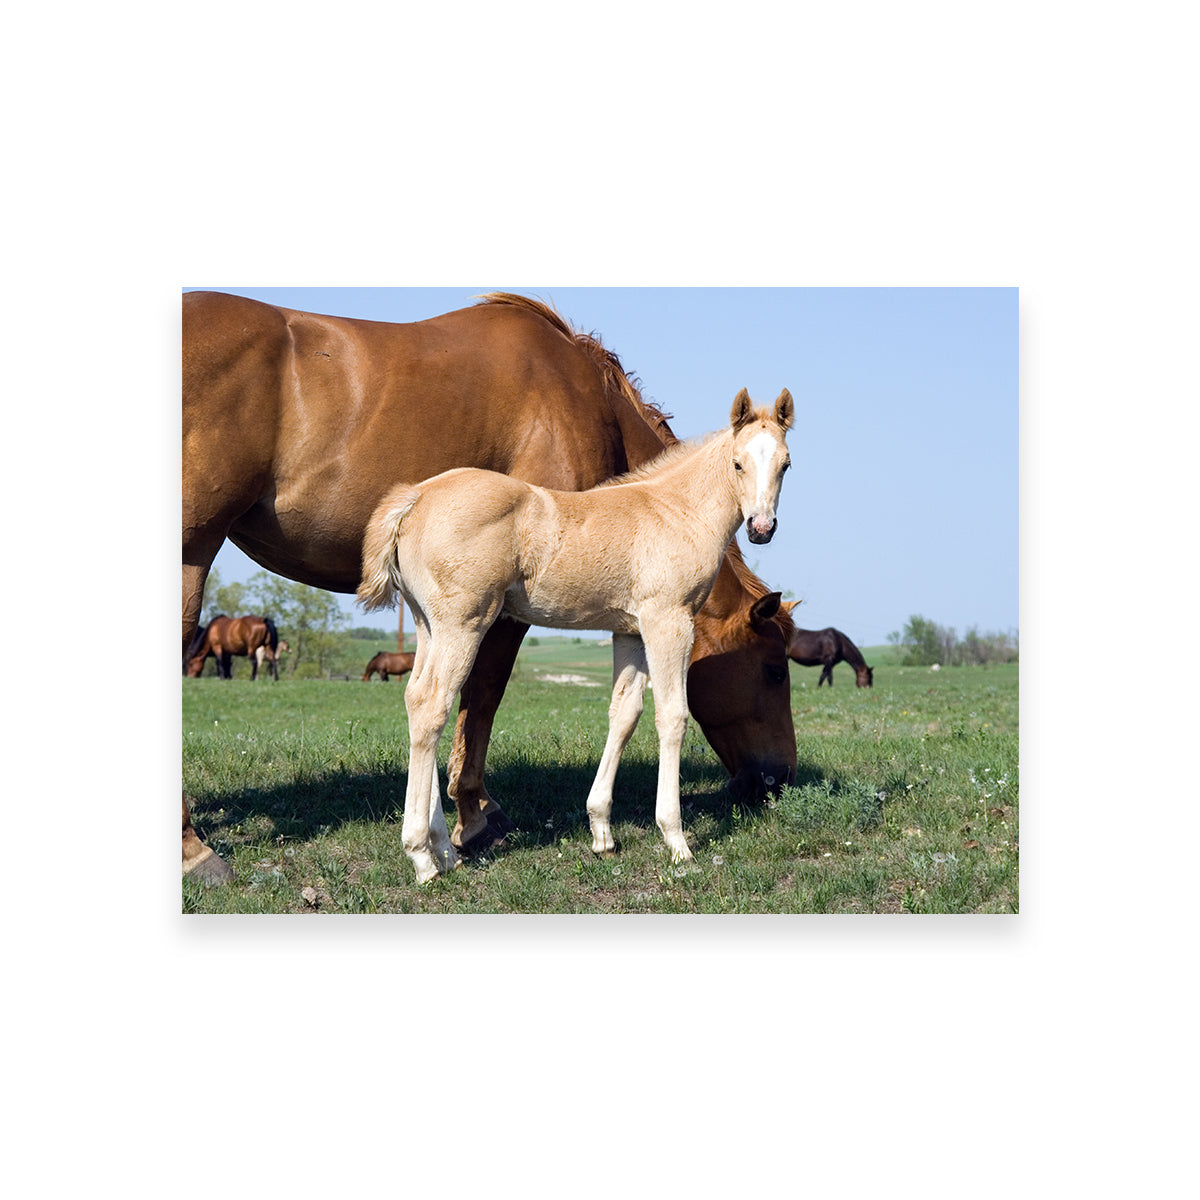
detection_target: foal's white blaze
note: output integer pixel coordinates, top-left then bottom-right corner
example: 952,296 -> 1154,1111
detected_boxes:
743,429 -> 785,533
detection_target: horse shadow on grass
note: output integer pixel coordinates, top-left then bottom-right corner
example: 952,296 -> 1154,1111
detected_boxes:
190,749 -> 842,867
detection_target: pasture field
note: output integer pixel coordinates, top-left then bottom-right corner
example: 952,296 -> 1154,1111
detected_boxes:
182,642 -> 1018,914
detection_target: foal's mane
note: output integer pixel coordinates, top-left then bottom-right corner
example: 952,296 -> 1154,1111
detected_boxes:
594,432 -> 719,489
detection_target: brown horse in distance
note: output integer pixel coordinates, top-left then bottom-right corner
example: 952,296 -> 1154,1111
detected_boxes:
184,614 -> 285,680
787,625 -> 874,687
183,290 -> 797,880
363,651 -> 416,682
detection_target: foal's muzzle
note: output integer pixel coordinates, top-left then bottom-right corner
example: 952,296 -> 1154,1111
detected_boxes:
746,515 -> 777,544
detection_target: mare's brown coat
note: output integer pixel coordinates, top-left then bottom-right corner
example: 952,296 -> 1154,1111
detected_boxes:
183,291 -> 796,875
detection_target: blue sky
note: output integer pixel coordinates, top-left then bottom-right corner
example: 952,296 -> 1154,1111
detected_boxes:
189,286 -> 1017,647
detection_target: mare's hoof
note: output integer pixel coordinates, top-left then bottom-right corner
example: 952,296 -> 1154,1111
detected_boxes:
183,846 -> 235,885
485,807 -> 516,838
456,823 -> 507,858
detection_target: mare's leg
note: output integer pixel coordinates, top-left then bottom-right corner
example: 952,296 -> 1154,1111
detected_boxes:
818,663 -> 832,687
586,635 -> 648,857
641,612 -> 696,863
218,649 -> 233,679
182,563 -> 209,669
446,617 -> 527,850
250,649 -> 259,681
182,795 -> 234,884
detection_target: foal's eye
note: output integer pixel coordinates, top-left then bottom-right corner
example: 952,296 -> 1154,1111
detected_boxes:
734,460 -> 743,472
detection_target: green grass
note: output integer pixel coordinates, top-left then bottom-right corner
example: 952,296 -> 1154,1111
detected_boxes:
183,643 -> 1017,914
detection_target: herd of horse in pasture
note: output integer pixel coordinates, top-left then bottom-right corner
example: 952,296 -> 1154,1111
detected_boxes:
188,625 -> 869,689
181,290 -> 874,887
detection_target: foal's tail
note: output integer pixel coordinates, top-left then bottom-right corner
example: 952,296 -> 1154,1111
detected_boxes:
357,485 -> 422,612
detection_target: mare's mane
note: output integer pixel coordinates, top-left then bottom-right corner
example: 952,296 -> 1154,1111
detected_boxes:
476,292 -> 677,441
475,292 -> 794,642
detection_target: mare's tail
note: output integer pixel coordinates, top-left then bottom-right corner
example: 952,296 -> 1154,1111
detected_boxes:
263,616 -> 279,651
357,485 -> 423,612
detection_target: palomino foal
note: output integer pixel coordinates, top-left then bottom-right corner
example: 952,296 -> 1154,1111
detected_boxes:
358,388 -> 794,883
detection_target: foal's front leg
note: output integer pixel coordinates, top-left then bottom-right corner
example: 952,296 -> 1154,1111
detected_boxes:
642,613 -> 696,864
586,635 -> 648,856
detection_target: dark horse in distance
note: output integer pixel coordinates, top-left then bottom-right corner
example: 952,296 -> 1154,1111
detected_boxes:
185,614 -> 286,680
362,651 -> 416,682
182,290 -> 798,882
787,626 -> 874,687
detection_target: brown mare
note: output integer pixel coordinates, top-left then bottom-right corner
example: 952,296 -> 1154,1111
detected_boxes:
184,615 -> 285,680
786,625 -> 874,687
182,290 -> 797,881
359,390 -> 793,882
363,651 -> 416,682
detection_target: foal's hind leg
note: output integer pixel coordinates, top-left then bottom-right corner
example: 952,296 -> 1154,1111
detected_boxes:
586,635 -> 648,857
401,615 -> 496,883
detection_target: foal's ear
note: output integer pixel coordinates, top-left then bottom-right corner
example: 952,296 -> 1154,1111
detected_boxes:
730,388 -> 754,429
774,388 -> 794,431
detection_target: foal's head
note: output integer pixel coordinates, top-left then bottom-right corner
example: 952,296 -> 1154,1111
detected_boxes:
729,388 -> 793,544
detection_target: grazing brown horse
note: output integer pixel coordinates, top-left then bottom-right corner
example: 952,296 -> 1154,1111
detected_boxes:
184,614 -> 284,680
363,651 -> 416,682
359,389 -> 793,881
182,290 -> 797,877
786,625 -> 874,687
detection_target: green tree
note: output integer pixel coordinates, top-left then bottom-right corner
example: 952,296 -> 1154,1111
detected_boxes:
887,614 -> 954,666
199,568 -> 249,626
246,572 -> 350,678
888,614 -> 1018,666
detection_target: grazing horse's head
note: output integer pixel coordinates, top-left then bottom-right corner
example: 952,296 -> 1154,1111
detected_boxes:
687,554 -> 798,803
729,388 -> 793,545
